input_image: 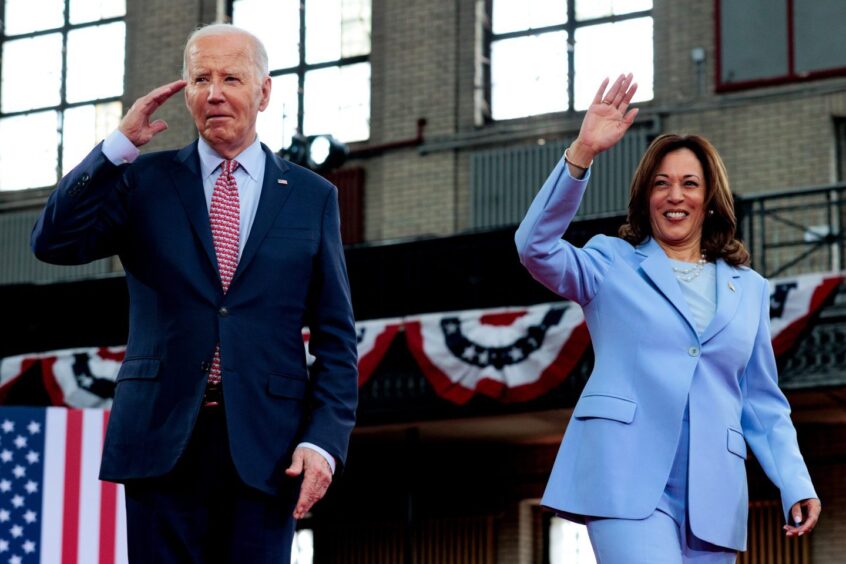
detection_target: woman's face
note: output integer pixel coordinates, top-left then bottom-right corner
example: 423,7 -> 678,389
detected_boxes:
648,148 -> 707,253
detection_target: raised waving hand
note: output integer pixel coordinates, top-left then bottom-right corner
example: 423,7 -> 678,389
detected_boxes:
567,73 -> 639,171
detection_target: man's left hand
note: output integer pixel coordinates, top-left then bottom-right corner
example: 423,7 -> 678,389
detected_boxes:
285,447 -> 333,519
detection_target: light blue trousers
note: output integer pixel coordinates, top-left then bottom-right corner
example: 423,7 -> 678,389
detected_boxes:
585,406 -> 737,564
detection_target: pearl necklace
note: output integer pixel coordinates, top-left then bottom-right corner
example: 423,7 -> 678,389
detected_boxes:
672,253 -> 707,282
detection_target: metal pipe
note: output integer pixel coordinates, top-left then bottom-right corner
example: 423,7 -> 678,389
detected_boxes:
348,118 -> 427,159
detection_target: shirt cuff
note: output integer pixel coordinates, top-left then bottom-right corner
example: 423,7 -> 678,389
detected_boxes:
297,442 -> 336,474
102,130 -> 140,165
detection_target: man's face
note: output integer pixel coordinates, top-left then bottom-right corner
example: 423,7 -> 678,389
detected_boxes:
184,34 -> 271,158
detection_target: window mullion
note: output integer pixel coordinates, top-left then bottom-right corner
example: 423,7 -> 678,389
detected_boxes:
567,0 -> 575,112
57,0 -> 71,183
786,0 -> 795,77
0,0 -> 5,114
297,0 -> 306,134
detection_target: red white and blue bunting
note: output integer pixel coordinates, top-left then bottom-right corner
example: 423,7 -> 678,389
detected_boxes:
405,303 -> 589,405
1,272 -> 842,408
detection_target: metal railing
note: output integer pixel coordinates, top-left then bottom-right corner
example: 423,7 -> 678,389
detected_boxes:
737,183 -> 845,278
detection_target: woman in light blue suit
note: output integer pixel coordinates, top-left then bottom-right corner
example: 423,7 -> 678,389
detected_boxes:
515,74 -> 821,563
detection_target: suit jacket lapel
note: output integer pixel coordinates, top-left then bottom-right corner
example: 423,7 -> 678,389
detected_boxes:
230,145 -> 294,287
636,237 -> 698,336
700,259 -> 743,343
171,142 -> 218,274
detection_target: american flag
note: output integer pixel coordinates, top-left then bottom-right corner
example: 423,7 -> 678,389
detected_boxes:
0,407 -> 127,564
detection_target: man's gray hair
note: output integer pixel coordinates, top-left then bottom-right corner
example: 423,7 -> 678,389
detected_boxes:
182,23 -> 269,82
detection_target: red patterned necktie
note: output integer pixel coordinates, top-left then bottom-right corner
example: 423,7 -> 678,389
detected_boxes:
207,160 -> 240,387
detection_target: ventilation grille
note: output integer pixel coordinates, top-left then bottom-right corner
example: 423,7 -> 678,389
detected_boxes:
0,210 -> 112,285
470,127 -> 651,229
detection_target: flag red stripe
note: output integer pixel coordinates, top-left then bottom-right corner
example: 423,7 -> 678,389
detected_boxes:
62,409 -> 83,564
99,410 -> 117,564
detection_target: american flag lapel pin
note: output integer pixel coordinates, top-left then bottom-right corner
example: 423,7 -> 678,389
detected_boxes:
277,178 -> 288,185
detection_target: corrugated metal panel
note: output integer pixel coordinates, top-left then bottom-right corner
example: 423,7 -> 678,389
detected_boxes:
0,210 -> 112,285
324,167 -> 365,245
470,128 -> 651,229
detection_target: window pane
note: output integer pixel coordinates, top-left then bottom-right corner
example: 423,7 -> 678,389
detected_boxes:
574,18 -> 653,110
549,517 -> 595,564
0,111 -> 59,191
257,74 -> 300,152
62,102 -> 122,175
69,0 -> 126,24
576,0 -> 652,21
794,0 -> 846,74
66,23 -> 126,103
305,0 -> 371,64
304,63 -> 370,143
491,32 -> 568,120
492,0 -> 567,35
719,0 -> 788,84
233,0 -> 301,71
1,34 -> 63,113
2,0 -> 64,35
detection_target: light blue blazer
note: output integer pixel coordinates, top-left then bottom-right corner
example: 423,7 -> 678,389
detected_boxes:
515,158 -> 816,551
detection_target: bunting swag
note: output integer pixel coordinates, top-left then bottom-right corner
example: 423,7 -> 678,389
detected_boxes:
405,303 -> 590,405
0,272 -> 842,407
302,318 -> 402,386
769,272 -> 844,356
354,319 -> 402,386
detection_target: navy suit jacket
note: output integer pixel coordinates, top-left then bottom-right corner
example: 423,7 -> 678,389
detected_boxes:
32,140 -> 358,496
515,159 -> 816,550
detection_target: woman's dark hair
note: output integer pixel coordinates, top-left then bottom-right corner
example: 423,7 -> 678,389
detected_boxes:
618,133 -> 750,266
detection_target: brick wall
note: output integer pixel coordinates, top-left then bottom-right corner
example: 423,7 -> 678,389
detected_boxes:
123,0 -> 219,153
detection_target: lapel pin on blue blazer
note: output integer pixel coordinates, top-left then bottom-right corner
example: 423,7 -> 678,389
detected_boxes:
277,178 -> 288,185
728,281 -> 736,292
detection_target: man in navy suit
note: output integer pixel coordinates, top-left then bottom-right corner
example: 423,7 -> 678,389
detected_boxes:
32,23 -> 358,563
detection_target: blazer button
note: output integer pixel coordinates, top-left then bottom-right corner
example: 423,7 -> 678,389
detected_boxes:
688,346 -> 700,357
218,306 -> 229,317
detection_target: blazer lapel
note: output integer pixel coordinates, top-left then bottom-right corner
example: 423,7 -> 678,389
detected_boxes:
171,142 -> 218,273
636,237 -> 698,336
700,259 -> 743,343
230,145 -> 294,286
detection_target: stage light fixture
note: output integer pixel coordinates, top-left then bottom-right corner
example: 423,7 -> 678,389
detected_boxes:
279,134 -> 348,173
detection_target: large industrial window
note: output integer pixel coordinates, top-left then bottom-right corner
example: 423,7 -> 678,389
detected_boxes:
231,0 -> 371,151
485,0 -> 653,121
0,0 -> 125,191
718,0 -> 846,91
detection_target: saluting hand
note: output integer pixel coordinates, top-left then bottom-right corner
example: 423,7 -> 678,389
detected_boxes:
568,73 -> 639,167
118,79 -> 187,147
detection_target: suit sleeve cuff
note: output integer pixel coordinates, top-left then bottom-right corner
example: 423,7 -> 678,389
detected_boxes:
297,442 -> 337,474
102,130 -> 140,165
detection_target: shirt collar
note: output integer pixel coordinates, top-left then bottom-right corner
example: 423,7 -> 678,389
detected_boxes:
197,136 -> 264,182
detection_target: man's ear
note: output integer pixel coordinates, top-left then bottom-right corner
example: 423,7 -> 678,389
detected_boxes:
258,75 -> 272,112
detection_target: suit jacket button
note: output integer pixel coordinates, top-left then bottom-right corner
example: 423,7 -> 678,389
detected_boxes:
218,306 -> 229,317
688,346 -> 700,357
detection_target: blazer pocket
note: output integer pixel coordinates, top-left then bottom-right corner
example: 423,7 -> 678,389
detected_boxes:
727,427 -> 747,459
266,227 -> 318,240
573,394 -> 637,424
115,357 -> 160,382
268,372 -> 308,400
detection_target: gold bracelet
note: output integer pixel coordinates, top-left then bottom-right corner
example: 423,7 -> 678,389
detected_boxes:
564,147 -> 593,170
